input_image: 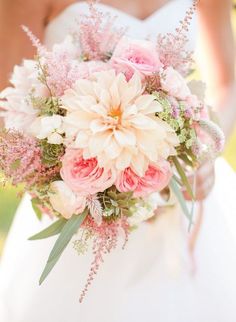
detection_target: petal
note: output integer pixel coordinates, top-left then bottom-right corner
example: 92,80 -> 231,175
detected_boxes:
74,79 -> 95,96
130,153 -> 148,176
48,132 -> 63,144
88,131 -> 113,156
64,111 -> 93,130
90,118 -> 110,134
74,131 -> 89,148
105,136 -> 122,159
135,95 -> 163,114
115,149 -> 132,170
114,129 -> 136,146
130,114 -> 158,130
109,78 -> 121,107
122,104 -> 137,119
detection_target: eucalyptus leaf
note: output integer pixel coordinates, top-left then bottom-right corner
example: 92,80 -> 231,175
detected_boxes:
28,217 -> 67,240
172,156 -> 195,200
31,198 -> 43,221
39,209 -> 88,285
170,179 -> 193,227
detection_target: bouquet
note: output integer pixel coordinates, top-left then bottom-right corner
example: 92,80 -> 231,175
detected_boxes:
0,1 -> 224,301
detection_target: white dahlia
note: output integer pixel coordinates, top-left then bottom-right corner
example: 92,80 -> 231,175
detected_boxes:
62,70 -> 178,176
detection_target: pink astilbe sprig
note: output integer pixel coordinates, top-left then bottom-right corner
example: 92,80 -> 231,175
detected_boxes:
22,25 -> 46,55
43,50 -> 81,96
0,130 -> 42,186
0,130 -> 61,188
75,1 -> 126,61
22,25 -> 81,96
79,216 -> 130,303
156,0 -> 198,75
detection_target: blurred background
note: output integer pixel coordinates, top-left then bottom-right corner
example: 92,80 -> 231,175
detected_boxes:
0,2 -> 236,254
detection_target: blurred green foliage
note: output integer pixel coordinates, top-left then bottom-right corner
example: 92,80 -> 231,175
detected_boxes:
0,185 -> 22,251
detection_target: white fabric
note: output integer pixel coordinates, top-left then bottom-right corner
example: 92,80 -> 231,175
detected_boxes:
1,1 -> 236,321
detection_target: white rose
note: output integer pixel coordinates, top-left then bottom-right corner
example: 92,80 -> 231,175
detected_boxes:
160,67 -> 191,100
49,181 -> 86,219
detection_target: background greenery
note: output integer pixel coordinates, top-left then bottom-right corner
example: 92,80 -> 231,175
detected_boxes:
0,5 -> 236,253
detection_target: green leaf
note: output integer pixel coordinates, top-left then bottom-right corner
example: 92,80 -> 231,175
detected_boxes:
31,198 -> 43,221
28,217 -> 67,240
170,178 -> 193,227
172,156 -> 195,200
39,209 -> 88,285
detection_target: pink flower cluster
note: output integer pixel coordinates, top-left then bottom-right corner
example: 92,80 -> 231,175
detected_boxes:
110,37 -> 163,80
115,161 -> 172,197
0,130 -> 42,186
76,2 -> 126,60
60,149 -> 172,204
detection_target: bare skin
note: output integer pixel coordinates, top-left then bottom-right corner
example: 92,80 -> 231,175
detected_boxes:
0,0 -> 235,200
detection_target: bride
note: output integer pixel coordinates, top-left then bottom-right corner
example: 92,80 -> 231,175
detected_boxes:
0,0 -> 236,321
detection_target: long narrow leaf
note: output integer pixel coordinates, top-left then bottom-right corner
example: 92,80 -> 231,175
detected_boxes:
28,218 -> 67,240
170,179 -> 193,227
188,173 -> 197,232
39,209 -> 88,285
31,198 -> 43,221
172,156 -> 195,200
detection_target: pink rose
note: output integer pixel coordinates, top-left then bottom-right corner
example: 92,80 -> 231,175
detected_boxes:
115,161 -> 172,197
77,61 -> 110,79
110,37 -> 163,80
61,149 -> 116,195
160,66 -> 191,100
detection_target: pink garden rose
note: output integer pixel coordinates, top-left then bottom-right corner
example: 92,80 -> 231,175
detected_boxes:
115,161 -> 172,197
160,66 -> 191,100
110,37 -> 163,80
61,149 -> 116,195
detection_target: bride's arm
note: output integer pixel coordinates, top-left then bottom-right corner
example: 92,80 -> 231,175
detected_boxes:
0,0 -> 76,91
197,0 -> 236,140
185,0 -> 235,200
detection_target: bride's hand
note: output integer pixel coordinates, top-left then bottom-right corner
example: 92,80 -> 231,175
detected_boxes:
183,161 -> 215,201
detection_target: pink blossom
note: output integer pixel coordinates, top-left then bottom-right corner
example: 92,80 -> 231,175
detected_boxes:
110,37 -> 163,80
60,149 -> 116,195
75,61 -> 110,79
76,2 -> 126,61
160,66 -> 191,100
0,130 -> 42,186
115,161 -> 172,197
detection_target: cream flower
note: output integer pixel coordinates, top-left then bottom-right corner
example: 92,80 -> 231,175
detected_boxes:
49,181 -> 86,219
29,115 -> 64,144
62,70 -> 178,176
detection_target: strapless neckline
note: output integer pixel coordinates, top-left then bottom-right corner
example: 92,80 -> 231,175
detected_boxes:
44,0 -> 196,51
47,0 -> 175,26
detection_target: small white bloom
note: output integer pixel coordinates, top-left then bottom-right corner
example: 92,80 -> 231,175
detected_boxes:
29,115 -> 64,142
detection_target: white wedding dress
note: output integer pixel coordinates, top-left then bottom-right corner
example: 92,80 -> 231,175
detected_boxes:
1,1 -> 236,321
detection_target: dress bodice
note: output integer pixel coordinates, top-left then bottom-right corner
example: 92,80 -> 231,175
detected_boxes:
44,0 -> 197,50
